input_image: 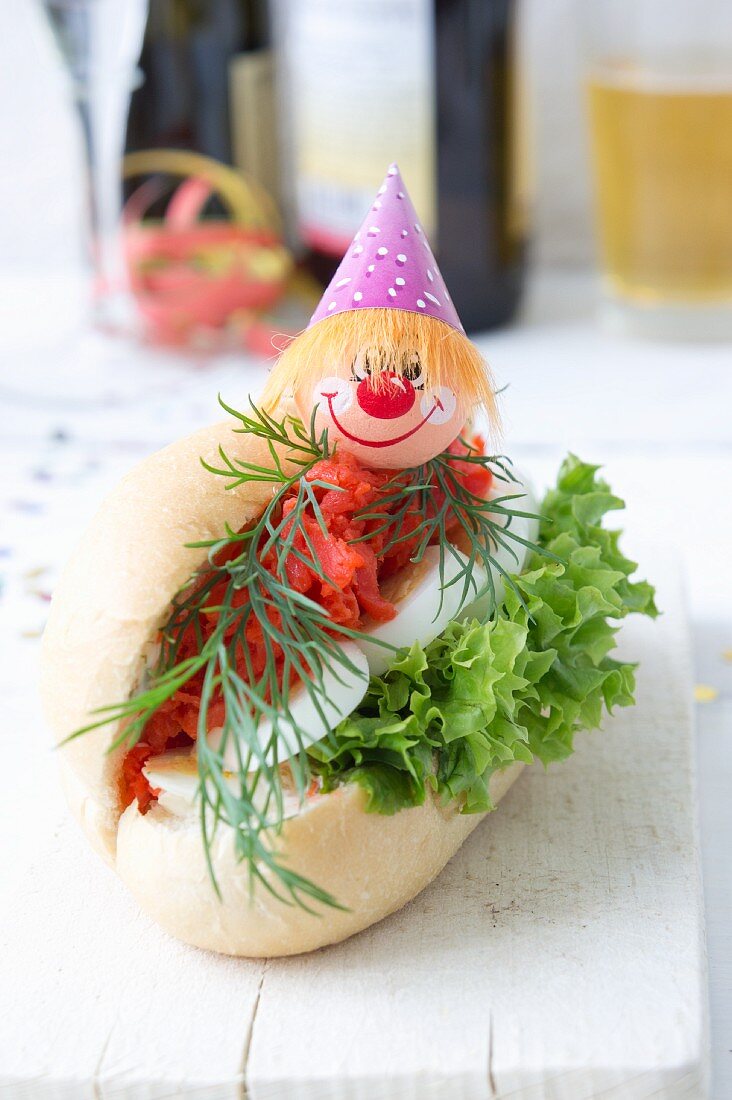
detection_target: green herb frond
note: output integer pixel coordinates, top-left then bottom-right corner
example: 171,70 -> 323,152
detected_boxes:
214,395 -> 329,485
354,447 -> 551,620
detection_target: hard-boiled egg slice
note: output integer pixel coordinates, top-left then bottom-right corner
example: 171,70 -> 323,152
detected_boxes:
355,545 -> 487,677
143,748 -> 208,817
210,640 -> 369,771
142,746 -> 319,820
355,470 -> 540,676
143,643 -> 368,816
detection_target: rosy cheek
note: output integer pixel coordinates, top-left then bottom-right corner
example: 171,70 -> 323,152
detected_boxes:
420,387 -> 457,426
314,376 -> 353,416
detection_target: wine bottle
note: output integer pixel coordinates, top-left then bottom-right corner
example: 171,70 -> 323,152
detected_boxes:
121,0 -> 296,352
125,0 -> 278,202
276,0 -> 528,333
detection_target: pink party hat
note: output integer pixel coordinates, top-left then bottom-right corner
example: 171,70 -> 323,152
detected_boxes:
308,164 -> 465,335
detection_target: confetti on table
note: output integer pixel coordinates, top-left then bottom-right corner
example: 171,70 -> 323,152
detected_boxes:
23,566 -> 48,581
29,588 -> 52,603
694,684 -> 719,703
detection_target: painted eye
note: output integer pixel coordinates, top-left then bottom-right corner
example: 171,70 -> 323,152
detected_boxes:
401,352 -> 426,390
351,357 -> 370,382
421,386 -> 457,425
352,348 -> 389,382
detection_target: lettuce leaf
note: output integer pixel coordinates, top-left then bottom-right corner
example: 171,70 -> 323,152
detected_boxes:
308,455 -> 658,815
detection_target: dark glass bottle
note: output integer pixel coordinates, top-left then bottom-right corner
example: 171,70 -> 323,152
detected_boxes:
434,0 -> 526,331
278,0 -> 528,333
125,0 -> 276,203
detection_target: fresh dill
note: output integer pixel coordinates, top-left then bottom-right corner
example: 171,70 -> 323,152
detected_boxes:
353,437 -> 548,617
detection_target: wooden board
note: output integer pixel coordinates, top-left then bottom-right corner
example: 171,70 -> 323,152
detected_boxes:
0,557 -> 707,1099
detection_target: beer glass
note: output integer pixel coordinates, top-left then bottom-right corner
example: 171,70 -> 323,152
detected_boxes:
584,0 -> 732,338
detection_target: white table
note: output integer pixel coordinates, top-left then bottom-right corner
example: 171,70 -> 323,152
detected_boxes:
0,271 -> 730,1096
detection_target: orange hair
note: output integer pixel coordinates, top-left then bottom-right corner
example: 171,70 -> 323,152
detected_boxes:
262,308 -> 500,432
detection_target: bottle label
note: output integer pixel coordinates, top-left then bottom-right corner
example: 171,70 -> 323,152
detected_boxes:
229,49 -> 282,207
283,0 -> 435,255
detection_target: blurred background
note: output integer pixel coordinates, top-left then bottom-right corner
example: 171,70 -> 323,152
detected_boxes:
0,0 -> 610,339
6,0 -> 732,353
0,2 -> 730,1094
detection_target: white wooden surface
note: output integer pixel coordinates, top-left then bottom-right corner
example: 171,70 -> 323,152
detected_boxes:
181,559 -> 707,1098
0,11 -> 728,1085
2,266 -> 729,1095
0,546 -> 706,1098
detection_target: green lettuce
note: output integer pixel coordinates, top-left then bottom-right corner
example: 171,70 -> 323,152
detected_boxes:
307,455 -> 658,815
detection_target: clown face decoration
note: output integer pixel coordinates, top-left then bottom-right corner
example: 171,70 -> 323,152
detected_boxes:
295,350 -> 467,468
264,163 -> 499,471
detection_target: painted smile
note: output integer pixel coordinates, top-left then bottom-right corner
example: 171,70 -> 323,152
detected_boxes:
322,392 -> 442,449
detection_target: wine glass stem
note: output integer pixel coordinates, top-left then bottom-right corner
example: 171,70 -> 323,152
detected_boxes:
75,72 -> 137,332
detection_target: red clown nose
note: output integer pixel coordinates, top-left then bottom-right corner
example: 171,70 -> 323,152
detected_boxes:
356,373 -> 416,420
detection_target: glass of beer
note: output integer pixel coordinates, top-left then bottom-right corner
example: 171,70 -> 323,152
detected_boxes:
584,0 -> 732,338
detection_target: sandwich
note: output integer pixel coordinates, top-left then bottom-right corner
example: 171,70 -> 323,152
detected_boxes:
42,165 -> 656,957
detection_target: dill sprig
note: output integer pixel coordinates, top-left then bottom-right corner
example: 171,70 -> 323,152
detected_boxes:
353,438 -> 549,618
69,402 -> 364,910
67,402 -> 546,911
